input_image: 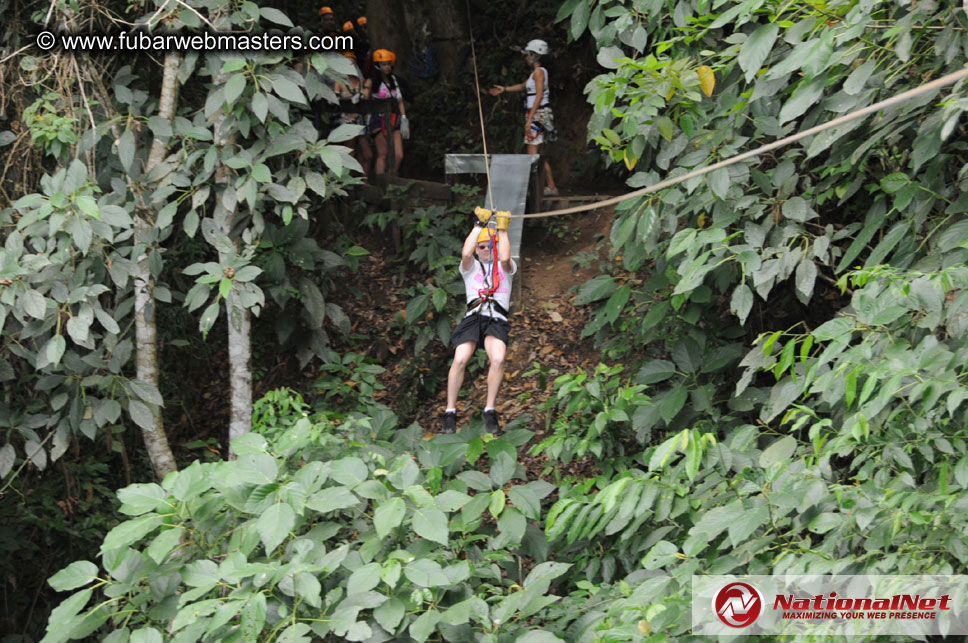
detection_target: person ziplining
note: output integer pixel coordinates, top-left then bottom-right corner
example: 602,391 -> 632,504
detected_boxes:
441,208 -> 515,434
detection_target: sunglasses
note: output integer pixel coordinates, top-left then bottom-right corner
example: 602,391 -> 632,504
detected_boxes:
477,243 -> 493,249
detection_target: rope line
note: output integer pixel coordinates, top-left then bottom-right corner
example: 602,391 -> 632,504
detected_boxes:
511,65 -> 968,219
464,0 -> 494,209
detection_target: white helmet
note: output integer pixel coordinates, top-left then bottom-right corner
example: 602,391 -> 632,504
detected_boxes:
522,39 -> 548,56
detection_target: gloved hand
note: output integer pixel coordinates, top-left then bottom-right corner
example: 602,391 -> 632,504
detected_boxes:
351,92 -> 360,104
496,211 -> 511,231
474,206 -> 493,225
400,115 -> 410,140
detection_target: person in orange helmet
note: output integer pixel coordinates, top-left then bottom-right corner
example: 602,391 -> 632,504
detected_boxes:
363,49 -> 409,175
318,6 -> 338,35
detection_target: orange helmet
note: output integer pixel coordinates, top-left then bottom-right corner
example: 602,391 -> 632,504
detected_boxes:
343,51 -> 357,59
343,21 -> 354,31
373,49 -> 396,64
318,5 -> 333,15
357,16 -> 367,26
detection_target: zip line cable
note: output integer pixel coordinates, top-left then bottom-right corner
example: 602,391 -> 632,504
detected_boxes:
465,0 -> 494,210
471,57 -> 968,219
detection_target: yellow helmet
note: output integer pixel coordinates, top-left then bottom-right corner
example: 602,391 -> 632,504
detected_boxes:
478,229 -> 497,244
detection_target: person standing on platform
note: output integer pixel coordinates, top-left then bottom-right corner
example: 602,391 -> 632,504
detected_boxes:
364,49 -> 409,175
489,39 -> 560,196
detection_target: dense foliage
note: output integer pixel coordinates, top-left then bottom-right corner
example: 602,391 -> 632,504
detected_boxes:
18,0 -> 968,640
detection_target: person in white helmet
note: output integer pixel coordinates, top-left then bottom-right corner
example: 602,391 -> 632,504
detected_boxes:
489,38 -> 560,196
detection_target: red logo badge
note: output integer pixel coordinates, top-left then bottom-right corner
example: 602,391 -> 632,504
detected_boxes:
714,581 -> 764,628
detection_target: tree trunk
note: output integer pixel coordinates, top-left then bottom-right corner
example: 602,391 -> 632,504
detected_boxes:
211,99 -> 251,458
424,0 -> 469,81
366,0 -> 411,72
136,53 -> 182,480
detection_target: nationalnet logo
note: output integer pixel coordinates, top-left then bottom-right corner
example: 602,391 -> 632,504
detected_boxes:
693,575 -> 968,637
713,581 -> 764,628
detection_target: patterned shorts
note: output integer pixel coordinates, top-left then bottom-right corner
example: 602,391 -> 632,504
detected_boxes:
524,106 -> 557,145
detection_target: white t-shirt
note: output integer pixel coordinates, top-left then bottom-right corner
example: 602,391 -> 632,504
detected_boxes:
461,258 -> 517,322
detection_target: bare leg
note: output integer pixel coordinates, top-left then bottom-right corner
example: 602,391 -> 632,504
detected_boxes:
483,335 -> 507,409
392,130 -> 404,173
528,142 -> 557,192
447,341 -> 477,409
374,132 -> 388,174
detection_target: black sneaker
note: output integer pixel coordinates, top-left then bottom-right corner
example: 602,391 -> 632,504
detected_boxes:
482,409 -> 501,433
442,411 -> 457,434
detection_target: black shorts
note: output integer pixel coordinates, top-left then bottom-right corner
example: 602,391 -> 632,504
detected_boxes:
450,313 -> 510,348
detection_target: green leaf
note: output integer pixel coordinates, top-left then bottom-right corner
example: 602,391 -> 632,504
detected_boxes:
759,435 -> 796,468
129,628 -> 162,643
409,609 -> 440,643
199,302 -> 220,335
808,512 -> 843,534
306,487 -> 358,513
404,559 -> 449,587
602,284 -> 631,324
574,275 -> 617,305
641,540 -> 678,569
223,74 -> 247,106
411,506 -> 448,545
880,172 -> 908,194
100,514 -> 162,554
707,167 -> 729,200
509,486 -> 541,520
257,502 -> 295,555
260,6 -> 293,26
44,334 -> 66,367
127,400 -> 154,431
728,505 -> 769,547
271,75 -> 306,105
795,259 -> 817,301
48,561 -> 99,591
42,588 -> 93,643
739,23 -> 779,82
118,129 -> 135,173
779,76 -> 824,124
146,527 -> 182,564
374,597 -> 405,632
117,483 -> 167,515
658,386 -> 687,423
374,497 -> 406,539
331,457 -> 368,485
843,59 -> 876,95
636,359 -> 676,384
517,632 -> 565,642
348,563 -> 382,595
730,284 -> 754,324
251,92 -> 268,123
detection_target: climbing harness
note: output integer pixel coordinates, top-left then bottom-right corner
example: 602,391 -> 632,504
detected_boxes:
470,228 -> 504,319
